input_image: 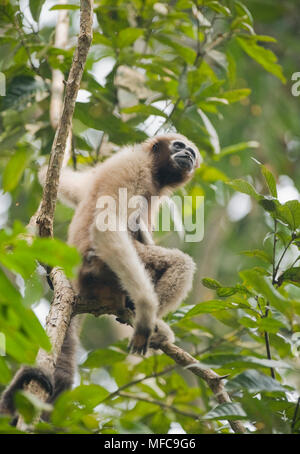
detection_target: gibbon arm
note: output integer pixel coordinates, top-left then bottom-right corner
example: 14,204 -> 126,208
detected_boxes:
39,166 -> 95,209
91,218 -> 159,354
138,218 -> 155,245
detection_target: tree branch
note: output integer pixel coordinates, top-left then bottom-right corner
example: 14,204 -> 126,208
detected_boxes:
17,0 -> 94,430
160,342 -> 246,433
36,0 -> 94,239
50,1 -> 70,131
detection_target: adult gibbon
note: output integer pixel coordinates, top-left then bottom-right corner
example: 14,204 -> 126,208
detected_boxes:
0,133 -> 200,417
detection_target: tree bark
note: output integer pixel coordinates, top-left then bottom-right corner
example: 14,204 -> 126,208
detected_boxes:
16,0 -> 94,430
36,0 -> 94,239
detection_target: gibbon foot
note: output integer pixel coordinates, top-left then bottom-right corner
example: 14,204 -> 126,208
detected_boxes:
149,320 -> 175,350
128,320 -> 175,355
128,325 -> 152,356
0,366 -> 53,417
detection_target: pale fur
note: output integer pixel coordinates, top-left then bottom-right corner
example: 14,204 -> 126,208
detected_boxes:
39,134 -> 199,345
0,134 -> 199,418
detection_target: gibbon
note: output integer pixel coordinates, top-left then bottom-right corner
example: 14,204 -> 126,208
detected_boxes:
0,133 -> 200,418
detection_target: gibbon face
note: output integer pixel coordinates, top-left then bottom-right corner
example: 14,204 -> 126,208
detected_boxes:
146,134 -> 201,189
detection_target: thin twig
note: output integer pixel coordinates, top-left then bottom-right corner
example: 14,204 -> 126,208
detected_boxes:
274,238 -> 294,283
272,219 -> 278,285
291,397 -> 300,432
118,391 -> 201,420
203,31 -> 232,54
289,254 -> 300,270
264,330 -> 275,379
104,365 -> 177,402
154,97 -> 181,135
195,327 -> 246,356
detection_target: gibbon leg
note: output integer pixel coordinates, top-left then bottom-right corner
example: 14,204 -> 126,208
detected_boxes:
134,241 -> 196,345
47,318 -> 79,403
134,241 -> 196,317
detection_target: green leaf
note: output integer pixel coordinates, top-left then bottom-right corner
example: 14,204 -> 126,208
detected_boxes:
118,28 -> 144,48
23,271 -> 44,306
49,4 -> 80,10
178,69 -> 189,100
51,385 -> 109,426
257,317 -> 286,333
93,32 -> 112,47
226,369 -> 286,393
14,392 -> 36,424
276,200 -> 300,231
83,348 -> 126,368
261,165 -> 277,198
0,267 -> 22,305
243,34 -> 278,43
21,308 -> 51,352
278,267 -> 300,287
236,36 -> 286,83
240,394 -> 284,432
197,108 -> 220,154
221,88 -> 251,103
206,1 -> 231,16
0,239 -> 36,279
202,278 -> 221,289
226,179 -> 262,200
0,358 -> 11,384
182,300 -> 246,318
240,269 -> 291,315
216,287 -> 238,297
239,316 -> 258,328
30,237 -> 81,278
241,249 -> 272,263
3,148 -> 31,192
74,102 -> 147,145
29,0 -> 43,22
154,34 -> 196,64
204,402 -> 247,420
197,165 -> 228,182
121,104 -> 167,118
201,353 -> 291,370
15,390 -> 52,424
259,197 -> 279,213
0,128 -> 26,152
216,141 -> 259,160
234,1 -> 253,25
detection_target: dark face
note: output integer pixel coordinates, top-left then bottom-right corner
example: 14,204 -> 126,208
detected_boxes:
169,140 -> 197,172
151,137 -> 199,189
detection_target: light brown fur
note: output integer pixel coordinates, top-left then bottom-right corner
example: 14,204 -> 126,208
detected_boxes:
63,134 -> 200,355
0,133 -> 200,417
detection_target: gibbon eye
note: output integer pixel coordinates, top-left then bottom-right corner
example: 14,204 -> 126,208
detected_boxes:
152,143 -> 159,152
173,141 -> 186,149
